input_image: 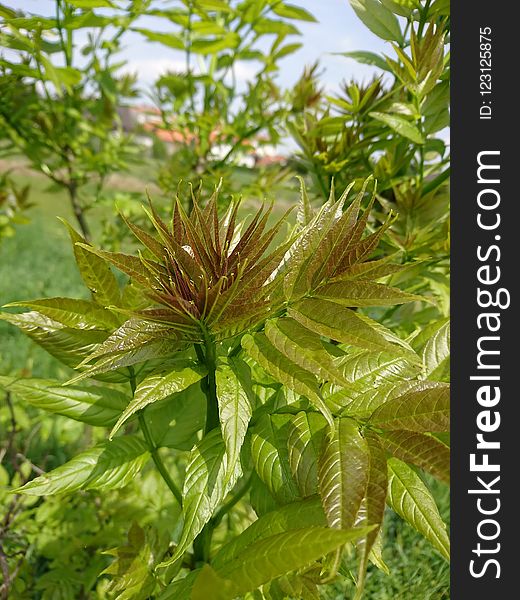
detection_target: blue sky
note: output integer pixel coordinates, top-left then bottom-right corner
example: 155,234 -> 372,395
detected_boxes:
12,0 -> 389,93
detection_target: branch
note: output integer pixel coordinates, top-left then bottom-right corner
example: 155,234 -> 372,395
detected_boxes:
128,368 -> 183,506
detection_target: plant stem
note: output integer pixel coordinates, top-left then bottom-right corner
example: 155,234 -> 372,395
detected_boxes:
68,182 -> 91,241
211,473 -> 252,528
128,367 -> 182,506
199,334 -> 220,434
138,412 -> 183,506
193,474 -> 253,565
417,0 -> 432,39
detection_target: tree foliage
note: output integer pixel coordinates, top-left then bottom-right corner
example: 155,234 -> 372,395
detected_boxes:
1,179 -> 449,598
0,0 -> 143,238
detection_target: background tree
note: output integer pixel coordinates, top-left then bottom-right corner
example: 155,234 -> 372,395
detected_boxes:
0,0 -> 146,239
138,0 -> 317,208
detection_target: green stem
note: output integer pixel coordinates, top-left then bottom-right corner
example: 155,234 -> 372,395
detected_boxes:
193,474 -> 253,565
138,413 -> 183,506
417,0 -> 432,39
129,368 -> 182,506
211,473 -> 252,528
202,335 -> 219,434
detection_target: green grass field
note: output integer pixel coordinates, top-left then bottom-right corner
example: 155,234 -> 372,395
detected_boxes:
0,166 -> 450,599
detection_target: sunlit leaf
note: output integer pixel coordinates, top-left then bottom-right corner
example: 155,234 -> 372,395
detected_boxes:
0,376 -> 128,427
369,112 -> 425,144
387,458 -> 450,560
242,333 -> 333,427
216,360 -> 253,472
159,429 -> 240,568
382,430 -> 450,483
370,382 -> 449,432
287,412 -> 327,497
110,362 -> 207,437
350,0 -> 403,42
250,413 -> 301,504
15,436 -> 149,495
318,418 -> 369,529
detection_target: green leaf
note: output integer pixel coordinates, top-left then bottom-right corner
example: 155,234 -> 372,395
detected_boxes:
159,429 -> 240,568
158,570 -> 200,600
64,11 -> 116,28
15,436 -> 149,496
380,0 -> 416,17
313,280 -> 423,307
75,243 -> 155,288
133,28 -> 184,50
40,56 -> 82,91
60,219 -> 121,308
110,362 -> 207,438
253,17 -> 300,36
194,0 -> 233,12
272,3 -> 317,22
215,526 -> 374,597
381,430 -> 450,483
368,529 -> 390,574
370,382 -> 449,432
68,318 -> 183,383
387,458 -> 450,560
0,376 -> 128,427
145,383 -> 206,450
296,176 -> 315,228
289,298 -> 404,354
70,338 -> 180,383
216,361 -> 253,473
250,413 -> 301,504
212,496 -> 327,570
412,318 -> 450,381
103,523 -> 167,600
0,311 -> 107,368
249,472 -> 279,517
191,34 -> 240,55
287,412 -> 328,497
265,318 -> 350,387
322,351 -> 420,419
336,350 -> 416,391
66,0 -> 115,7
76,317 -> 180,365
355,433 -> 388,596
242,333 -> 333,427
337,51 -> 391,72
282,193 -> 347,299
0,4 -> 17,18
423,82 -> 450,117
3,16 -> 57,30
3,297 -> 120,330
332,379 -> 415,418
192,565 -> 236,600
332,255 -> 405,281
349,0 -> 403,42
275,42 -> 303,59
424,108 -> 450,135
370,111 -> 425,144
318,418 -> 369,529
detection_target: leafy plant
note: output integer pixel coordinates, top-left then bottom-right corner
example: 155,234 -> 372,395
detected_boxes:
288,0 -> 450,325
0,0 -> 144,239
1,178 -> 449,598
142,0 -> 316,207
0,172 -> 32,243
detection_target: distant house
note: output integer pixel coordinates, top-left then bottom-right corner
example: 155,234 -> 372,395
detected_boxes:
117,104 -> 287,166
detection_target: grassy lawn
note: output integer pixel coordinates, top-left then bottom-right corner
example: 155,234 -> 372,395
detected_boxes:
0,167 -> 450,599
